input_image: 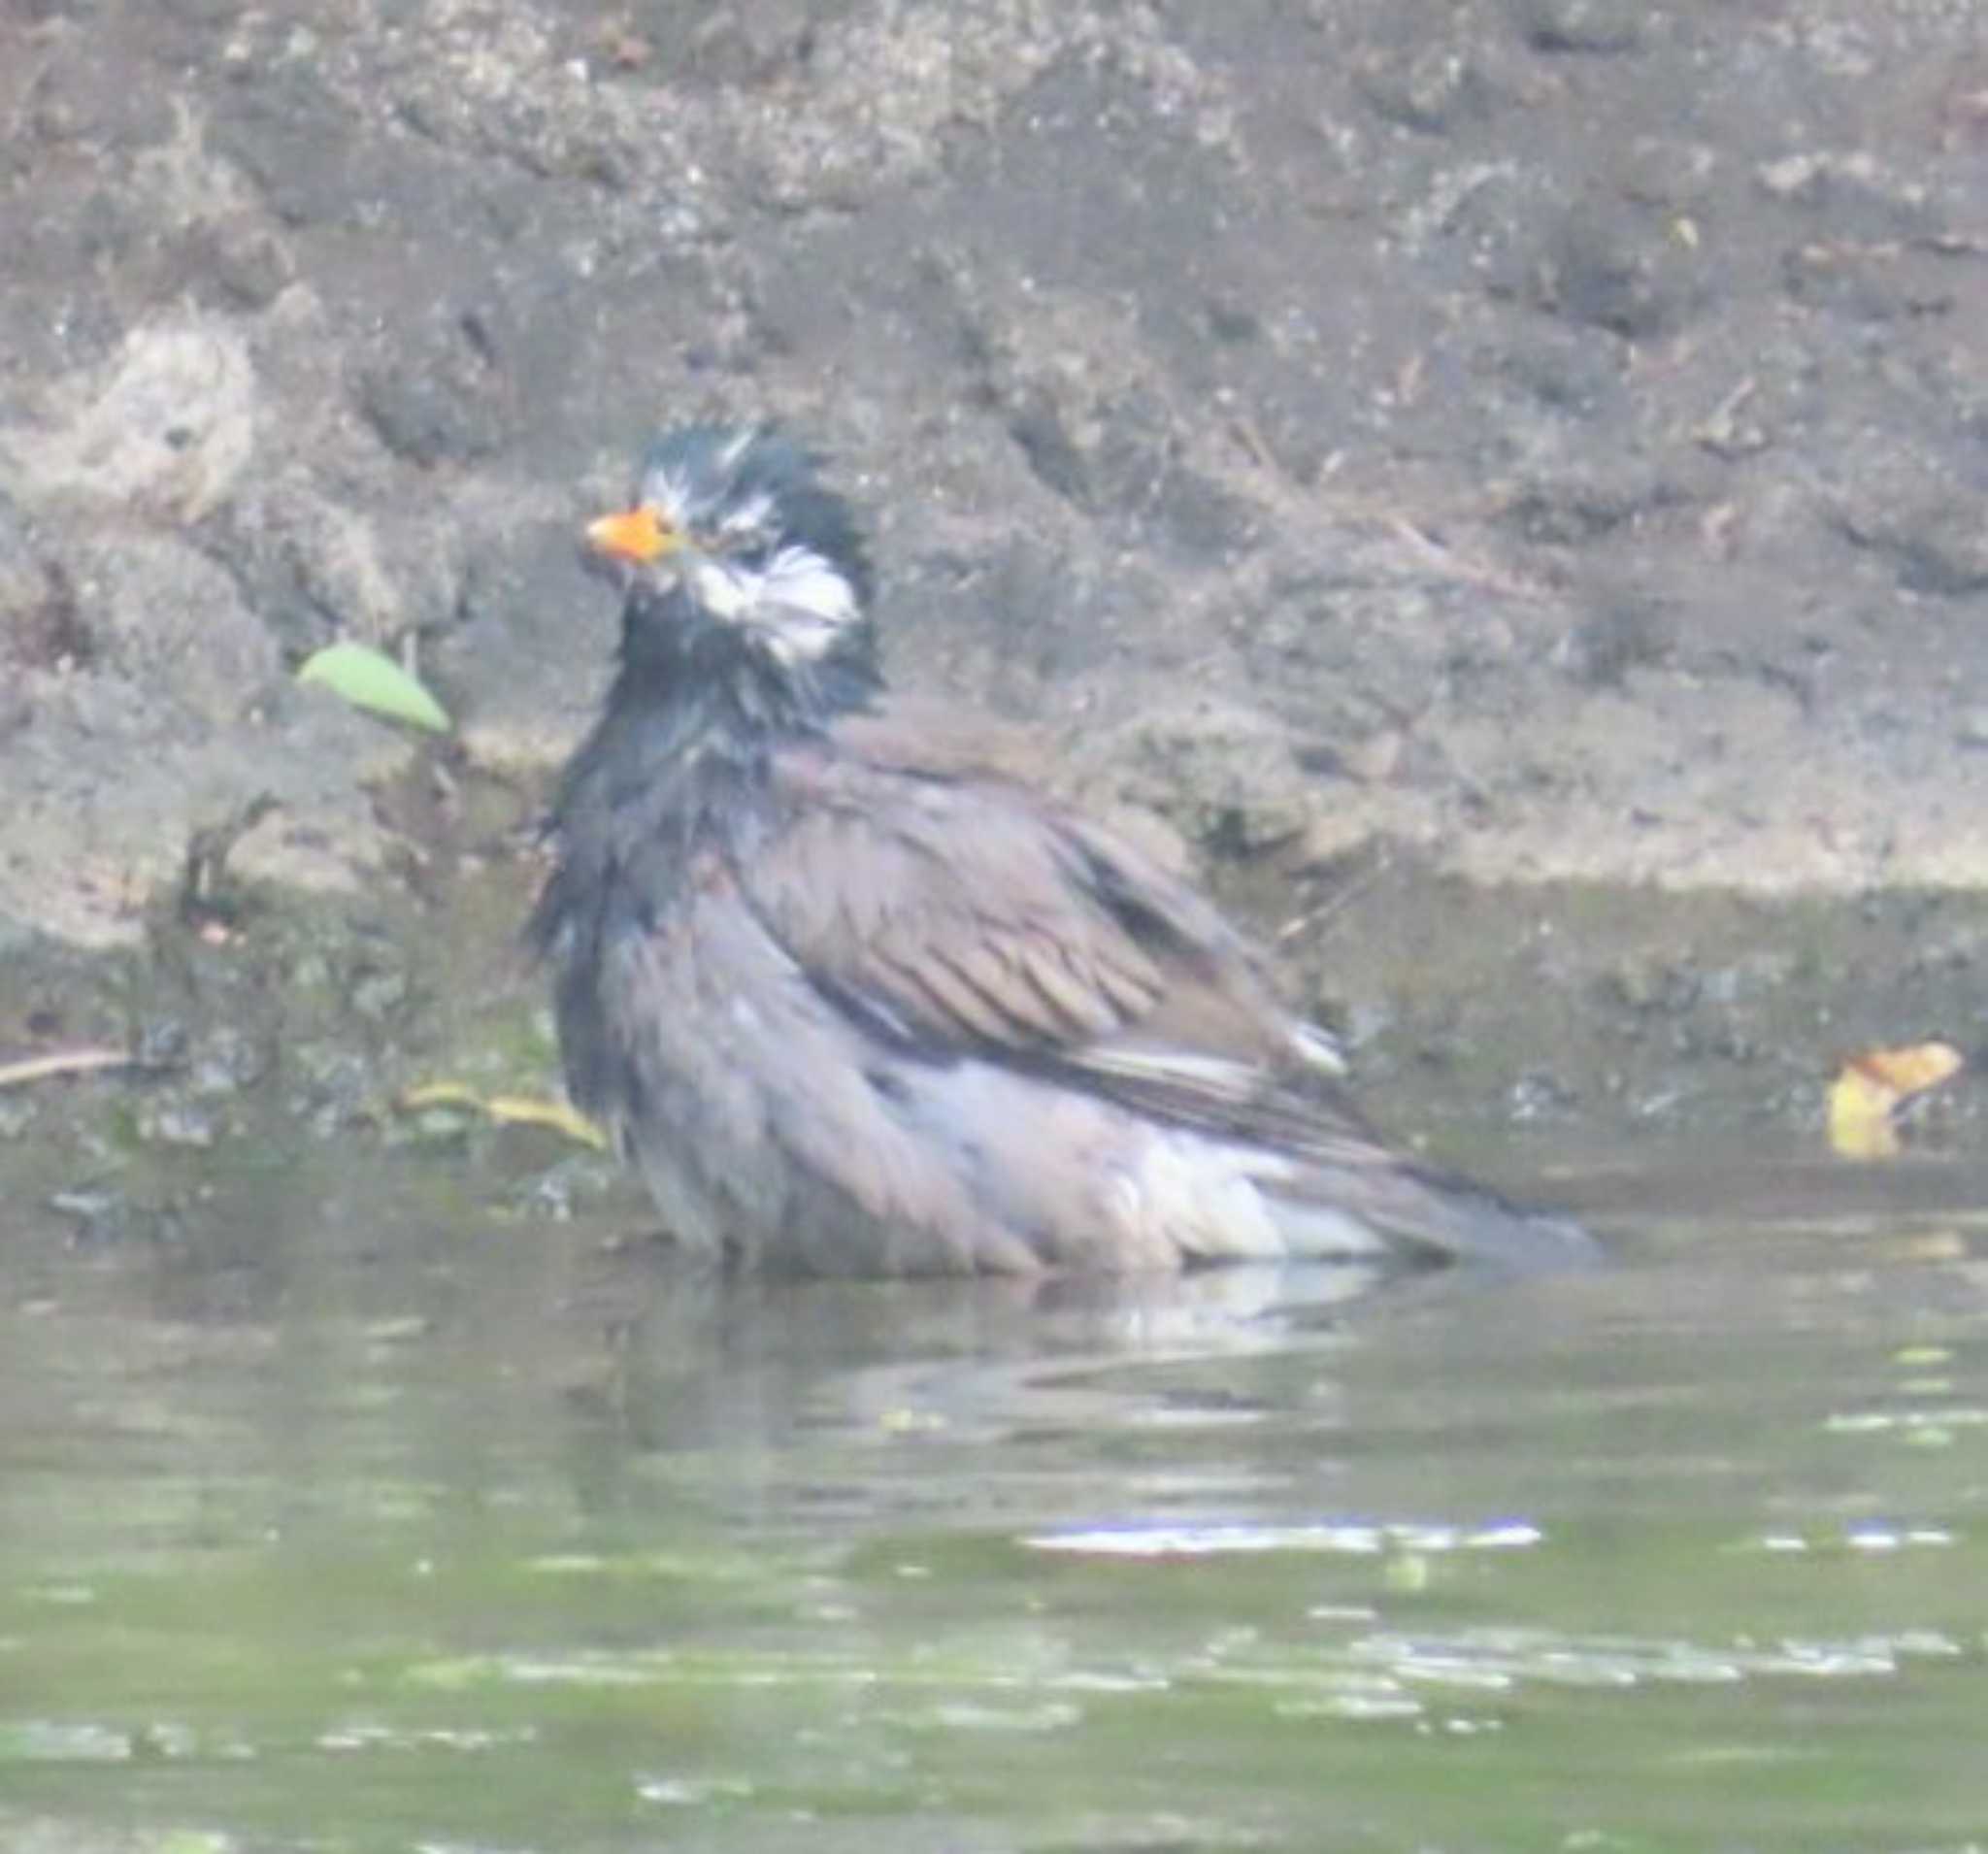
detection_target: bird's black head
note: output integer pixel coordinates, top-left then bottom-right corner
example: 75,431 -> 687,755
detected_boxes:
587,424 -> 876,673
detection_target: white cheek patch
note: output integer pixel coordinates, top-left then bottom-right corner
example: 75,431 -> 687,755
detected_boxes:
763,546 -> 859,630
685,557 -> 753,618
679,546 -> 856,663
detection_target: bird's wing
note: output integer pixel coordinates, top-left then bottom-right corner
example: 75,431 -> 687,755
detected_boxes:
744,732 -> 1343,1120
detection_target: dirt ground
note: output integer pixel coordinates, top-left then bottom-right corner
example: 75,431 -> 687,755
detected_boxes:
6,0 -> 1988,1214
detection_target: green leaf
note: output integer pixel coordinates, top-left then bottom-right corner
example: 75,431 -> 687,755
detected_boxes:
297,641 -> 451,733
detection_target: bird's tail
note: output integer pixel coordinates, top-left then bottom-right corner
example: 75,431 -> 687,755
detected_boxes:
1264,1156 -> 1599,1273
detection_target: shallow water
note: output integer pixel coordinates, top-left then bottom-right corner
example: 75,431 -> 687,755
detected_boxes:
5,1150 -> 1988,1853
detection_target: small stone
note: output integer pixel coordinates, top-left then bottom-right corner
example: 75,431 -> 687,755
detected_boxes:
1606,956 -> 1699,1015
137,1019 -> 190,1068
67,533 -> 282,727
190,222 -> 294,311
1513,0 -> 1641,55
1832,496 -> 1988,598
355,360 -> 504,468
0,491 -> 51,623
1536,205 -> 1691,340
1757,153 -> 1823,200
351,968 -> 409,1021
1008,393 -> 1091,508
1111,700 -> 1317,854
1359,45 -> 1485,135
138,1102 -> 217,1148
0,316 -> 259,522
1341,729 -> 1406,785
410,1108 -> 474,1145
190,1026 -> 263,1096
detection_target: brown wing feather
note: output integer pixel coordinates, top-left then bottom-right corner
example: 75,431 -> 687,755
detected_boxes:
744,723 -> 1322,1102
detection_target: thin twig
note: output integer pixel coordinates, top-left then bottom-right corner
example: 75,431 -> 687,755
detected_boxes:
0,1046 -> 150,1091
1277,851 -> 1391,944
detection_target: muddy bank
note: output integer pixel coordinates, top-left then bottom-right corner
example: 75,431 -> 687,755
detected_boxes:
5,0 -> 1988,1209
7,843 -> 1988,1253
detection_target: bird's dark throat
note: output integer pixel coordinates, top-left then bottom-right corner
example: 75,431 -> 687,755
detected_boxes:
533,579 -> 882,975
610,579 -> 883,751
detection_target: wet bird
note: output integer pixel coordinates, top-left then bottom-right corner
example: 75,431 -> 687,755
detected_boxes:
533,424 -> 1594,1276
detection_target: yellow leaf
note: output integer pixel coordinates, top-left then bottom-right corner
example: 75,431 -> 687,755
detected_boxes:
1846,1041 -> 1964,1098
1827,1063 -> 1901,1158
395,1081 -> 607,1150
486,1093 -> 610,1149
1826,1042 -> 1965,1160
397,1080 -> 485,1112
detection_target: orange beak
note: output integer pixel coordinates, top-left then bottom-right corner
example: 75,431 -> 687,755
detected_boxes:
584,504 -> 679,565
